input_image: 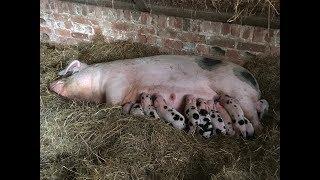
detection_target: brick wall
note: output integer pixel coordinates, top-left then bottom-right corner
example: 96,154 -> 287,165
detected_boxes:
40,0 -> 280,63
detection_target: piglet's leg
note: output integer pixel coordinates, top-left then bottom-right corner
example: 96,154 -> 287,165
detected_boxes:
122,102 -> 133,114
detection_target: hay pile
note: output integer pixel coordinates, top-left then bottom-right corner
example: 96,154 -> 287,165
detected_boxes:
40,36 -> 280,179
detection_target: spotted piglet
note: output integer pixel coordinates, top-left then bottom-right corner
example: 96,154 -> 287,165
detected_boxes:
196,98 -> 215,138
215,101 -> 236,136
129,103 -> 145,117
140,92 -> 160,119
184,94 -> 201,134
207,100 -> 227,135
153,94 -> 186,130
219,94 -> 254,138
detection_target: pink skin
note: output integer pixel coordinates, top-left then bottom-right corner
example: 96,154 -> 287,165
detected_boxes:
215,102 -> 236,136
185,94 -> 196,106
49,55 -> 265,132
184,94 -> 199,134
140,92 -> 153,109
122,102 -> 134,114
197,98 -> 209,111
154,94 -> 186,129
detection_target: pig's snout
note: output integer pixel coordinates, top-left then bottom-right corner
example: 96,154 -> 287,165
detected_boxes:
49,80 -> 66,96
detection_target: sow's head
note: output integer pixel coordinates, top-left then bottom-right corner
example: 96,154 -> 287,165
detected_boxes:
49,60 -> 90,99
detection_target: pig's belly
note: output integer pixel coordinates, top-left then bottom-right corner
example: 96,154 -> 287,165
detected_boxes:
128,81 -> 218,112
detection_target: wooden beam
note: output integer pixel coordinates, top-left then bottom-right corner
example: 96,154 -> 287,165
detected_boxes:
60,0 -> 280,29
132,0 -> 149,12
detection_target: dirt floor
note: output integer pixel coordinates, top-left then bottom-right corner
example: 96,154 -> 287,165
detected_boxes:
40,36 -> 280,179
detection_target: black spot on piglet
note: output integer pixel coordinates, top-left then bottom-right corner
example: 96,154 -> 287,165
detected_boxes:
203,118 -> 210,122
199,109 -> 208,116
218,118 -> 223,122
238,120 -> 245,125
193,113 -> 199,119
164,106 -> 167,109
173,114 -> 180,121
211,113 -> 215,118
133,104 -> 140,108
216,129 -> 222,134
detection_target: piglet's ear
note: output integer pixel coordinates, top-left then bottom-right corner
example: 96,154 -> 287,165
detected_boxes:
58,60 -> 87,76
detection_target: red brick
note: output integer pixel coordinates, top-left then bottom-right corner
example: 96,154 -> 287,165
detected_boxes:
221,23 -> 231,35
71,16 -> 91,25
157,28 -> 178,39
242,26 -> 252,40
53,13 -> 68,21
225,49 -> 241,60
71,32 -> 89,39
64,21 -> 73,29
146,35 -> 156,45
93,27 -> 102,35
168,17 -> 182,30
237,42 -> 266,53
230,24 -> 241,37
123,10 -> 132,21
40,26 -> 52,34
163,38 -> 183,50
264,29 -> 275,43
200,21 -> 222,34
137,34 -> 147,43
55,29 -> 71,37
138,26 -> 155,35
40,0 -> 49,10
158,15 -> 167,27
141,12 -> 150,25
90,19 -> 99,26
67,3 -> 76,15
111,22 -> 130,31
179,32 -> 205,43
196,44 -> 210,55
207,36 -> 236,48
252,27 -> 265,43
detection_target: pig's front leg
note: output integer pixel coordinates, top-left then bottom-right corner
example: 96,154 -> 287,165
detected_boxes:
105,75 -> 130,106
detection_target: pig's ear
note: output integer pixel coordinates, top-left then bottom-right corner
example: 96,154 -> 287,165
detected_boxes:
58,60 -> 87,76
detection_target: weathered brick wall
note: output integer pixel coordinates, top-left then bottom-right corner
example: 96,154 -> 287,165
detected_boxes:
40,0 -> 280,63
